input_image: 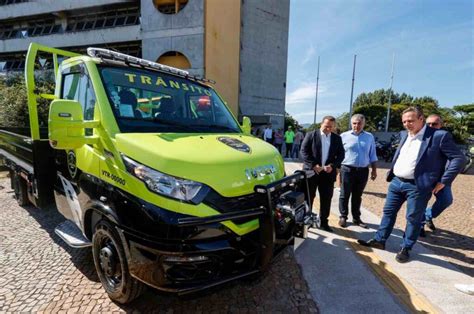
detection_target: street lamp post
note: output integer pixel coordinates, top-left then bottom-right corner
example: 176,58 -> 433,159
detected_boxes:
313,56 -> 320,125
348,54 -> 357,129
385,53 -> 395,132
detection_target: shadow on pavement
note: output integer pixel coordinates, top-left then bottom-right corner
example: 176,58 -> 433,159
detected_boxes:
417,228 -> 474,277
363,191 -> 387,198
19,203 -> 100,283
114,247 -> 318,312
347,224 -> 473,278
299,228 -> 424,313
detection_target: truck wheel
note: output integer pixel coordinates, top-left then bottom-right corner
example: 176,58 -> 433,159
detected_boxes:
12,172 -> 29,206
92,220 -> 145,304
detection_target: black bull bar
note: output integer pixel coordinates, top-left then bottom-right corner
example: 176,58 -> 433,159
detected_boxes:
175,170 -> 317,271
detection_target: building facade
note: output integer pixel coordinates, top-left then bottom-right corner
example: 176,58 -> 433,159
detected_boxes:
0,0 -> 289,128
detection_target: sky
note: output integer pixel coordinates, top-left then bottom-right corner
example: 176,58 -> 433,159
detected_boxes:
285,0 -> 474,125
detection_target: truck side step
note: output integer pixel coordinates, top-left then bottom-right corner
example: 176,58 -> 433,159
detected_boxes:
55,220 -> 92,248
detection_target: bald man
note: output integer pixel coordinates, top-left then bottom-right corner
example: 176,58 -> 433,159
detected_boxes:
421,114 -> 456,236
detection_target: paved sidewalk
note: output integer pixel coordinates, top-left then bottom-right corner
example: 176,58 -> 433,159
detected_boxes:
285,161 -> 474,314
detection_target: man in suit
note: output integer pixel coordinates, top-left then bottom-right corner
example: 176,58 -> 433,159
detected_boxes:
358,107 -> 465,263
421,114 -> 454,235
300,116 -> 345,232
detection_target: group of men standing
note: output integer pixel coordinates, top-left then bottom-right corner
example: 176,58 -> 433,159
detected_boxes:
263,124 -> 304,158
299,107 -> 465,263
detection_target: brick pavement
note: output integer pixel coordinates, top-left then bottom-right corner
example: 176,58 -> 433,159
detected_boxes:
0,177 -> 318,313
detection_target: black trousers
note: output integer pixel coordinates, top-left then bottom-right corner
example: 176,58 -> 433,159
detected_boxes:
308,171 -> 335,226
274,143 -> 282,153
285,143 -> 293,157
339,165 -> 369,220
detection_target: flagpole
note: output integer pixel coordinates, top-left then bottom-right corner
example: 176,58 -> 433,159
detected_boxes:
348,54 -> 357,129
385,53 -> 395,132
313,56 -> 320,125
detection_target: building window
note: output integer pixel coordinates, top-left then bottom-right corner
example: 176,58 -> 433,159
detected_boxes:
157,51 -> 191,69
153,0 -> 188,14
0,18 -> 61,40
0,0 -> 29,5
66,6 -> 139,33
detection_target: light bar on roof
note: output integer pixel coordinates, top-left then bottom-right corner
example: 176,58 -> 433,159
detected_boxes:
87,47 -> 190,76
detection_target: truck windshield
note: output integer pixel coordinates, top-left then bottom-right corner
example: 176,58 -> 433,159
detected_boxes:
99,66 -> 241,133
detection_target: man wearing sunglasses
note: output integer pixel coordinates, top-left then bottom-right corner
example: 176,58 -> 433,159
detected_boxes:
421,114 -> 454,235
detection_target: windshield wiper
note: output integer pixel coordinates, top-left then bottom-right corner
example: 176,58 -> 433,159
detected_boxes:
195,124 -> 239,132
152,117 -> 200,131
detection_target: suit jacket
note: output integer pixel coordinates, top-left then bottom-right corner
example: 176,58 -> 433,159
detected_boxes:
387,126 -> 465,192
300,130 -> 345,181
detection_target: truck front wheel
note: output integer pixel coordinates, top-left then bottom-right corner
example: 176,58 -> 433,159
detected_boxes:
92,220 -> 145,304
12,172 -> 29,206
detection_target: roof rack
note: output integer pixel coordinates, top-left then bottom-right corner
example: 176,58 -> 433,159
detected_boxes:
86,47 -> 215,84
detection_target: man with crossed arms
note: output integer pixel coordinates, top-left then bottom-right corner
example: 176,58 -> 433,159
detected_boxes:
358,107 -> 464,263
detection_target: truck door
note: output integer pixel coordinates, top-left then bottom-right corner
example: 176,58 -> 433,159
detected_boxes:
54,63 -> 101,230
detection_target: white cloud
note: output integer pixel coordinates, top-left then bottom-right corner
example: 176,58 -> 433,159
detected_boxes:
293,110 -> 332,120
286,83 -> 316,106
301,44 -> 315,66
285,78 -> 339,108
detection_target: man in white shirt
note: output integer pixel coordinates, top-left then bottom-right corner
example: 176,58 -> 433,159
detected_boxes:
358,107 -> 465,263
263,124 -> 273,143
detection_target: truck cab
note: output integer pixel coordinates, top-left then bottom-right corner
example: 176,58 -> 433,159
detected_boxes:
0,43 -> 313,303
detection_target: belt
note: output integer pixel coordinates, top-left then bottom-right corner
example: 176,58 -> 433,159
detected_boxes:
343,165 -> 368,171
395,176 -> 415,184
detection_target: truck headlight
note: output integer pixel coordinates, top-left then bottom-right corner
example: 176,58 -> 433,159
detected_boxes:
122,155 -> 204,202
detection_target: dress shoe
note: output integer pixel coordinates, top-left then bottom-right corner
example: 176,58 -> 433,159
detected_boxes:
320,225 -> 333,233
357,238 -> 385,250
353,219 -> 368,229
338,217 -> 347,228
419,227 -> 426,238
426,219 -> 436,231
396,247 -> 410,263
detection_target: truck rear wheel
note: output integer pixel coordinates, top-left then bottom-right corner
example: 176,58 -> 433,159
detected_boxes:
12,172 -> 29,206
92,220 -> 145,304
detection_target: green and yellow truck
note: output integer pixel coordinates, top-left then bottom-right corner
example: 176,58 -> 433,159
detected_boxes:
0,43 -> 313,303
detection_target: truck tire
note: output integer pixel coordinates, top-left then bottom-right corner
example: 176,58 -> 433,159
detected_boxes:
92,220 -> 145,304
12,172 -> 29,206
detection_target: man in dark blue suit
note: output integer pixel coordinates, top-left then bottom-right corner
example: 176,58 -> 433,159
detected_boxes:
300,116 -> 345,232
358,107 -> 465,262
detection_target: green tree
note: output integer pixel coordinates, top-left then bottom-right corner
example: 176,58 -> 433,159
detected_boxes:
0,72 -> 54,128
353,89 -> 447,131
284,111 -> 300,131
336,112 -> 350,133
452,104 -> 474,142
353,89 -> 399,108
354,104 -> 387,132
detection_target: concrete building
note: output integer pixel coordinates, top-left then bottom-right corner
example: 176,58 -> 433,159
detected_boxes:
0,0 -> 289,128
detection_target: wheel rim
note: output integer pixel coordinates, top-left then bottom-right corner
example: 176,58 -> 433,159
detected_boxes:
98,238 -> 122,289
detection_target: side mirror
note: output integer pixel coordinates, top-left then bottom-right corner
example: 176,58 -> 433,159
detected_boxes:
241,116 -> 251,135
49,99 -> 99,150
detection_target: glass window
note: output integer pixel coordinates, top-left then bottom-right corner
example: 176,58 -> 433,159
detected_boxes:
98,66 -> 240,134
62,71 -> 96,121
62,70 -> 96,135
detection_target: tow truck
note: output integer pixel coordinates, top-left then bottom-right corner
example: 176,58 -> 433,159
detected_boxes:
0,43 -> 315,303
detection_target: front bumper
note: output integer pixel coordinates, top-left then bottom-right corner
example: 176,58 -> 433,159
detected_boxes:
119,170 -> 313,295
